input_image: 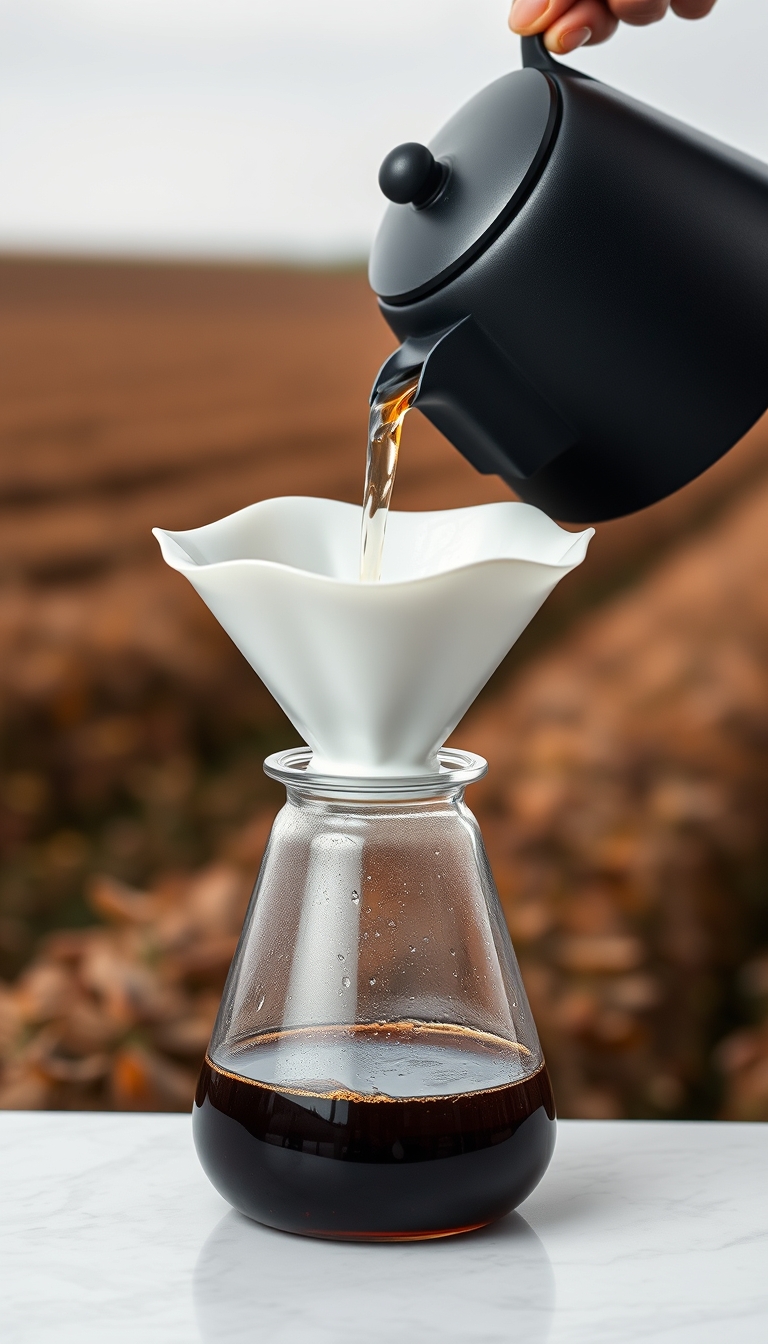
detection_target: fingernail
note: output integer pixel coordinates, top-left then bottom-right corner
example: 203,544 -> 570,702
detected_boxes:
558,26 -> 591,53
509,0 -> 549,30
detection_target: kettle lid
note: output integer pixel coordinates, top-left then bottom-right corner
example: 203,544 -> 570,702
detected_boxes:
369,67 -> 558,305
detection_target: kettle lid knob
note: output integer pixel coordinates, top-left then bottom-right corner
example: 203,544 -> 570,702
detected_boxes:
378,142 -> 447,208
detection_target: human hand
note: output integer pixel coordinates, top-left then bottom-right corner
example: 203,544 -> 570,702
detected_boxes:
509,1 -> 718,57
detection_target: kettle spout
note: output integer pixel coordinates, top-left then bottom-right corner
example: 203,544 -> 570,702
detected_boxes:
369,332 -> 437,404
372,317 -> 578,487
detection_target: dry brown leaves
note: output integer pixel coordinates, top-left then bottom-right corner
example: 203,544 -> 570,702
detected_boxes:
0,863 -> 253,1111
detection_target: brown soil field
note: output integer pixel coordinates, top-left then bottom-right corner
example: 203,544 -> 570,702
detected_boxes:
1,255 -> 768,1117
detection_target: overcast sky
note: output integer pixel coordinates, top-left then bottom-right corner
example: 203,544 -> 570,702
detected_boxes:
0,0 -> 766,260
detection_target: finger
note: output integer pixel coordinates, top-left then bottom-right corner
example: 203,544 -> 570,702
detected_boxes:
509,0 -> 579,36
607,0 -> 670,26
671,0 -> 717,17
545,0 -> 619,52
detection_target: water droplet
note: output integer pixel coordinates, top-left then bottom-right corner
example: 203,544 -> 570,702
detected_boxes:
434,849 -> 440,856
409,945 -> 416,953
338,953 -> 345,961
256,994 -> 265,1011
366,907 -> 372,914
369,977 -> 376,986
387,919 -> 395,927
351,890 -> 360,904
450,948 -> 456,957
375,931 -> 381,938
342,975 -> 351,988
366,875 -> 372,881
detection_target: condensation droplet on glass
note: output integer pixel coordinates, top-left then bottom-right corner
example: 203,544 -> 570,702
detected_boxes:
351,891 -> 360,905
256,993 -> 265,1011
342,975 -> 351,988
366,907 -> 372,914
375,930 -> 381,938
338,953 -> 345,961
434,850 -> 440,856
387,920 -> 395,927
409,945 -> 416,953
369,977 -> 376,986
450,948 -> 456,957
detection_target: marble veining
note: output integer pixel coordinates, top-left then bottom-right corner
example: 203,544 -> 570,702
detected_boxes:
0,1114 -> 766,1343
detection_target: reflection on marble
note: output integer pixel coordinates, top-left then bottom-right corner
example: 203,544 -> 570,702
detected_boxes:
1,1114 -> 767,1343
194,1207 -> 554,1344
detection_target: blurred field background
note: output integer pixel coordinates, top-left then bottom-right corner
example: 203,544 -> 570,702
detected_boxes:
2,0 -> 768,1122
1,254 -> 768,1121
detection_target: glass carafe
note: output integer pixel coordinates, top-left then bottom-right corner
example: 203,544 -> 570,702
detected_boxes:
193,747 -> 555,1241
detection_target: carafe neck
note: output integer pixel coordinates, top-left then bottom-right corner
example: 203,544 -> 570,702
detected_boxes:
263,746 -> 487,803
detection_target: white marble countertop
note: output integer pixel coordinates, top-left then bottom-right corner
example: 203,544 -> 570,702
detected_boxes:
1,1113 -> 766,1343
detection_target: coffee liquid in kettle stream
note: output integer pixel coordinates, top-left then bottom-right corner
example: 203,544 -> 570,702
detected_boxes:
359,375 -> 419,581
194,1022 -> 555,1241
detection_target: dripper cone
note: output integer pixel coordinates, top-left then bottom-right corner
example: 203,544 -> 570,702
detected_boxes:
153,497 -> 592,776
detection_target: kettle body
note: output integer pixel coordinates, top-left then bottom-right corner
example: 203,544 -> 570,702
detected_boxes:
368,38 -> 768,522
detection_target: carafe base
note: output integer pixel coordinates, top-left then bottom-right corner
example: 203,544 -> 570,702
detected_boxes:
193,1048 -> 556,1242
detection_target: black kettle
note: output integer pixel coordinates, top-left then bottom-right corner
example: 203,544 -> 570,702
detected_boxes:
368,36 -> 768,522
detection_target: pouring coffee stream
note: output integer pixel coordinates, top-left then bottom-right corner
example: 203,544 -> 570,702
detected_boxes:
360,374 -> 419,582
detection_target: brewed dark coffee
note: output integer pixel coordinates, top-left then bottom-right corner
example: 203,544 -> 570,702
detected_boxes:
193,1022 -> 555,1241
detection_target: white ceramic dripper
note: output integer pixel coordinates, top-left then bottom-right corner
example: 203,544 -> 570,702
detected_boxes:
153,497 -> 592,777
